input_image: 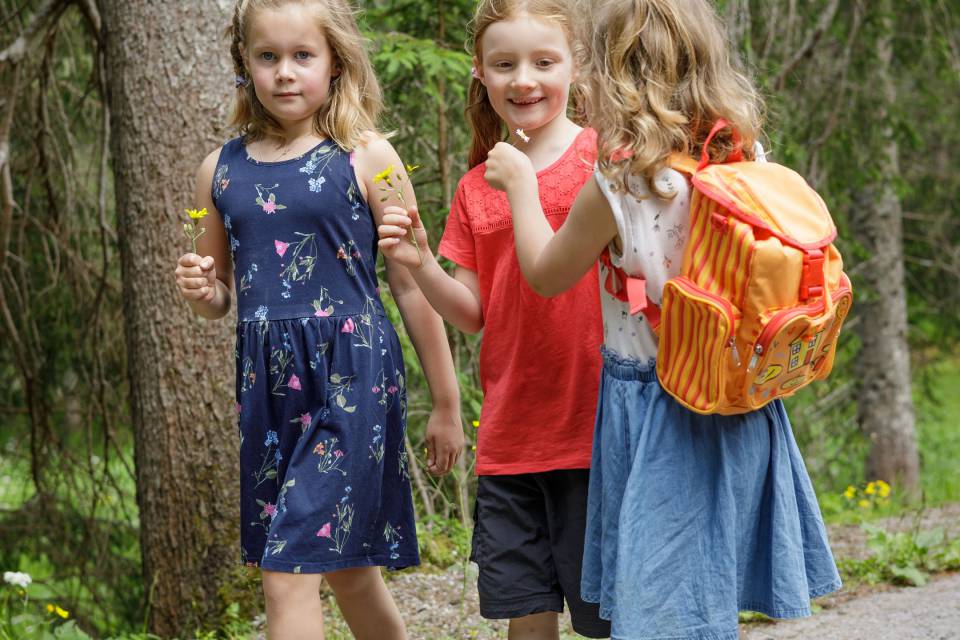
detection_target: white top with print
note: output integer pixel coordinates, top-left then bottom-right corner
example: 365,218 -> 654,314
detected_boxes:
595,167 -> 690,362
595,144 -> 767,362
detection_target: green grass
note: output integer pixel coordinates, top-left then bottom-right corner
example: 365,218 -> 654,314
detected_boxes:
914,357 -> 960,506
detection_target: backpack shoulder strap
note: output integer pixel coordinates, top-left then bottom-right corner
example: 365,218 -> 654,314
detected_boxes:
668,152 -> 699,176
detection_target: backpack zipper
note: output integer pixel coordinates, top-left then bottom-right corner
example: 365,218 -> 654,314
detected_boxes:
747,274 -> 851,371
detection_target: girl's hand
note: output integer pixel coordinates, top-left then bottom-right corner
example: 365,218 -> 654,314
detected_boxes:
483,142 -> 536,193
378,205 -> 431,269
424,407 -> 464,476
175,253 -> 217,302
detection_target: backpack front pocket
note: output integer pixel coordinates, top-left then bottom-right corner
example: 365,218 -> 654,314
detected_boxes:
657,277 -> 737,414
743,274 -> 853,409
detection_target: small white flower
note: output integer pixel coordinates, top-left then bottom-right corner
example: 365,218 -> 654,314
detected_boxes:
515,128 -> 530,143
3,571 -> 32,588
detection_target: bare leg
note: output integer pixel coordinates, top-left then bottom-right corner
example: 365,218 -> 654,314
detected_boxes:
508,611 -> 560,640
262,570 -> 325,640
324,566 -> 406,640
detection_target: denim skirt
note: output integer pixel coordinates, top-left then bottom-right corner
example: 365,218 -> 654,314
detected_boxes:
581,348 -> 841,640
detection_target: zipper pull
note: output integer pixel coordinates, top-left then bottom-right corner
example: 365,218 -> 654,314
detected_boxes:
747,344 -> 763,371
729,338 -> 741,367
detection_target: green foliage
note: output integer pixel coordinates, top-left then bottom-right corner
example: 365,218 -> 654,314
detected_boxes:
837,524 -> 960,587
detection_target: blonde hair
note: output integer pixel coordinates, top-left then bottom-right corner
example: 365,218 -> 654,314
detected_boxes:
590,0 -> 764,198
227,0 -> 382,149
466,0 -> 587,169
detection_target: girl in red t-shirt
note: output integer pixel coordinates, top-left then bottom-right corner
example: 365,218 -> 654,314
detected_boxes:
377,0 -> 609,637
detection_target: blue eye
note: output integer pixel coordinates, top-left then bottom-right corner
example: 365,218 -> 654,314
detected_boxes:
294,51 -> 311,60
260,51 -> 275,62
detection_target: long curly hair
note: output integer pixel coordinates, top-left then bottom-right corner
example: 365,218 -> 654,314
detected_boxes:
226,0 -> 382,149
590,0 -> 765,198
465,0 -> 588,169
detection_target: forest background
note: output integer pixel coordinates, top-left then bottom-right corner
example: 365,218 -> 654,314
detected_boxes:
1,0 -> 958,638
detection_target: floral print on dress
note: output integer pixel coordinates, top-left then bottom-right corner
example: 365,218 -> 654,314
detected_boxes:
253,430 -> 281,488
255,183 -> 287,214
217,136 -> 417,571
314,438 -> 346,475
337,240 -> 361,277
239,263 -> 258,295
214,164 -> 230,199
279,232 -> 319,284
328,372 -> 356,413
316,486 -> 354,554
311,287 -> 343,318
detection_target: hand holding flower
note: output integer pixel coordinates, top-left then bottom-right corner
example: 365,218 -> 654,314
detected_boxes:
377,205 -> 431,270
375,164 -> 423,265
483,141 -> 536,194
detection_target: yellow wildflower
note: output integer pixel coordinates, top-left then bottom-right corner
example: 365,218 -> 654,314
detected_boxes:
55,606 -> 69,619
843,485 -> 856,500
865,482 -> 876,495
877,480 -> 891,498
858,499 -> 871,509
46,604 -> 54,613
375,162 -> 422,264
472,420 -> 480,428
185,207 -> 209,220
373,165 -> 394,186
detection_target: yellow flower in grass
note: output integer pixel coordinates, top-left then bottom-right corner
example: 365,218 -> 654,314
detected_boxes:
472,420 -> 480,428
877,479 -> 891,498
865,481 -> 876,495
46,604 -> 70,619
185,207 -> 208,220
858,499 -> 871,509
843,485 -> 856,500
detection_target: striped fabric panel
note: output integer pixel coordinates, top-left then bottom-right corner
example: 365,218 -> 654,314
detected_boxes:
686,200 -> 753,310
685,196 -> 716,281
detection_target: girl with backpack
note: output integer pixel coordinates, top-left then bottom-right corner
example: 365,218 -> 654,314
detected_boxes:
482,1 -> 843,638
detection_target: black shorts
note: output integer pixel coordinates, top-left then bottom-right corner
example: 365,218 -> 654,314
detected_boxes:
470,469 -> 611,638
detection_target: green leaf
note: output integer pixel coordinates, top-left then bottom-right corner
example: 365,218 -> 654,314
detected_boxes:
890,565 -> 927,586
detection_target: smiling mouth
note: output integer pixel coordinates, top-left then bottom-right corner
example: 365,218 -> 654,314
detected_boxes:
510,97 -> 544,106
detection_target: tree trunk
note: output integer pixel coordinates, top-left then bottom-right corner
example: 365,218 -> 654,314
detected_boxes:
851,0 -> 920,494
100,1 -> 239,635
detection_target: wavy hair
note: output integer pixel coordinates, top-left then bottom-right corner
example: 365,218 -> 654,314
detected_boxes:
227,0 -> 382,149
466,0 -> 587,168
589,0 -> 764,198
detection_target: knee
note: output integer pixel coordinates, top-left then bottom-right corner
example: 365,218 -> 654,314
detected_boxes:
322,566 -> 381,599
262,570 -> 322,609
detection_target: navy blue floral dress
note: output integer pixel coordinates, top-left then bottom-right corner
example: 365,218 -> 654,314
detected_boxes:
212,137 -> 419,573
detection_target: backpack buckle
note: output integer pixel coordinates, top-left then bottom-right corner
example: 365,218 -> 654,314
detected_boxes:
800,250 -> 825,300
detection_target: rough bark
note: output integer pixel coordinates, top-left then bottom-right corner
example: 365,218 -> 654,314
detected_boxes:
851,0 -> 920,493
99,0 -> 239,635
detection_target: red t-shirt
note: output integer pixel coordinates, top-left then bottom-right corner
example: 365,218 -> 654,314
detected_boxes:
439,128 -> 603,475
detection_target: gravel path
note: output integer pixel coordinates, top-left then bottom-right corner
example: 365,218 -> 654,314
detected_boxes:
741,572 -> 960,640
371,505 -> 960,640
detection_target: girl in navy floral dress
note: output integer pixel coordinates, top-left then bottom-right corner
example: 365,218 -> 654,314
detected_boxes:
173,0 -> 463,637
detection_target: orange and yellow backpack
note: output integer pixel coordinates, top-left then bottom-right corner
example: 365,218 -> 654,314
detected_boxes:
606,121 -> 853,415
